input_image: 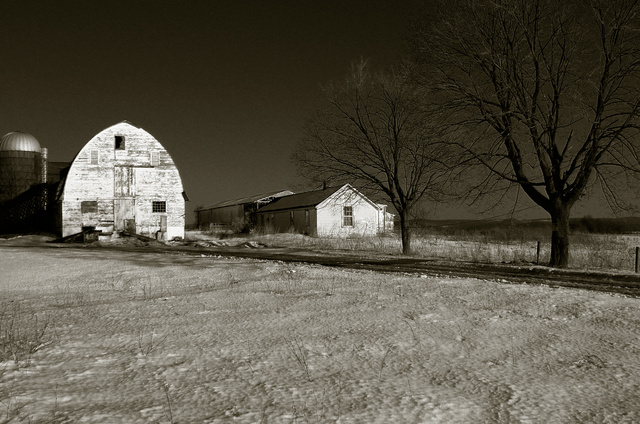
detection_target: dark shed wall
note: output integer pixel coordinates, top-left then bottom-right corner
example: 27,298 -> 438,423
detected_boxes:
259,208 -> 315,234
197,204 -> 244,229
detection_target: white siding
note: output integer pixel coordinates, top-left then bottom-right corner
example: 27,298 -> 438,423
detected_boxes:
316,188 -> 379,236
61,122 -> 185,240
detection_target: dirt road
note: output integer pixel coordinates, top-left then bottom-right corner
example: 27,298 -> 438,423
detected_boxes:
5,235 -> 640,297
178,244 -> 640,297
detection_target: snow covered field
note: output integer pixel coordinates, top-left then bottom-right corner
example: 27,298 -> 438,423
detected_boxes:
1,245 -> 639,423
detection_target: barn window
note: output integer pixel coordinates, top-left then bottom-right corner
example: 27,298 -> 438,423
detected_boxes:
81,201 -> 98,213
90,150 -> 99,165
151,151 -> 159,166
152,201 -> 166,213
115,136 -> 125,150
343,206 -> 353,227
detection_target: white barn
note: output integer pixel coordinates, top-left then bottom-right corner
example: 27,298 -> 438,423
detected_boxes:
256,184 -> 390,236
58,121 -> 186,240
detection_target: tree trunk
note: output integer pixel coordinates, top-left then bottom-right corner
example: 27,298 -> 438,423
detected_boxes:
399,209 -> 412,255
549,203 -> 570,268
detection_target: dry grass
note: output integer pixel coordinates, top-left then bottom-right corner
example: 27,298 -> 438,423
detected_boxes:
1,245 -> 639,422
205,230 -> 640,272
0,302 -> 55,365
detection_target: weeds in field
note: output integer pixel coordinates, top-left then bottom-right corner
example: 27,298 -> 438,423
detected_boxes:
288,389 -> 335,424
574,346 -> 606,369
285,335 -> 312,382
378,344 -> 396,381
137,321 -> 168,356
225,271 -> 239,287
393,283 -> 405,297
321,275 -> 338,296
55,283 -> 89,308
259,398 -> 274,424
0,370 -> 29,421
141,277 -> 169,300
48,385 -> 74,423
0,394 -> 29,423
280,266 -> 300,293
575,354 -> 606,369
402,318 -> 422,348
160,379 -> 176,424
0,302 -> 55,364
263,266 -> 305,295
106,271 -> 136,294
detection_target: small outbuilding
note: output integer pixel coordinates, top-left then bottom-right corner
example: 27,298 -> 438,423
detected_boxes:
195,190 -> 293,231
58,121 -> 186,240
256,184 -> 390,236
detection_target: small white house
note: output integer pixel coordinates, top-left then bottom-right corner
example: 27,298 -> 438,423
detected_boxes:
256,184 -> 389,236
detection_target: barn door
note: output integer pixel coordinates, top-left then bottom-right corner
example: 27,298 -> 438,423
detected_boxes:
114,199 -> 135,232
160,215 -> 167,232
114,166 -> 135,233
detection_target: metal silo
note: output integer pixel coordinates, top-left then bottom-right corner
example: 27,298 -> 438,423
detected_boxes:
0,131 -> 44,202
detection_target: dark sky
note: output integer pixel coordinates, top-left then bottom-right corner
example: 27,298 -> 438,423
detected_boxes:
2,0 -> 615,223
1,0 -> 422,223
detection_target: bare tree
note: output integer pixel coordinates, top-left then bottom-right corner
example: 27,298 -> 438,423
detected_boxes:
295,60 -> 452,254
410,0 -> 640,267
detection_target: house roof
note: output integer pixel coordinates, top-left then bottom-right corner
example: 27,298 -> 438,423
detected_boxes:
197,190 -> 294,211
257,185 -> 345,213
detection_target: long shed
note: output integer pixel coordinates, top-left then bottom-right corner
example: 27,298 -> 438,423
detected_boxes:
195,190 -> 293,231
256,184 -> 388,236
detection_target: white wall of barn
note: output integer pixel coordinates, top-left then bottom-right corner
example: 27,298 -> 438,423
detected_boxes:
316,188 -> 379,236
61,122 -> 185,240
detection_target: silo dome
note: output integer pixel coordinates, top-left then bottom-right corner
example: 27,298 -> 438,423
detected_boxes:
0,131 -> 42,153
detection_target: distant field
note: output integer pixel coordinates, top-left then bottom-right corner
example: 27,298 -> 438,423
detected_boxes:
411,216 -> 640,236
194,216 -> 640,271
209,226 -> 640,272
1,245 -> 639,423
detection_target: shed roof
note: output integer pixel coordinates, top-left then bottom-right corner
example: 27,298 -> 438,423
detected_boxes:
257,185 -> 344,213
198,190 -> 294,211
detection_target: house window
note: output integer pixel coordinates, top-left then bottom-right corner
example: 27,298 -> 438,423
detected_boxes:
152,201 -> 166,213
305,209 -> 310,226
343,206 -> 353,227
151,151 -> 159,166
90,150 -> 99,165
115,136 -> 125,150
81,201 -> 98,213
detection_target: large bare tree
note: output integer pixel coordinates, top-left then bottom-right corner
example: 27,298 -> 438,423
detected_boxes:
295,61 -> 451,254
411,0 -> 640,267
